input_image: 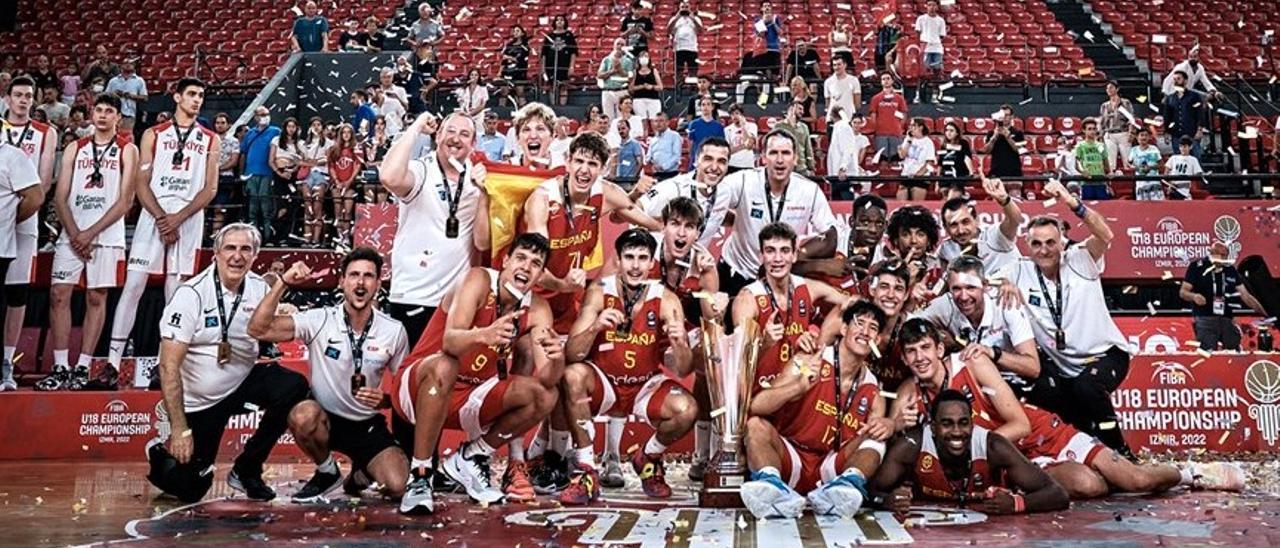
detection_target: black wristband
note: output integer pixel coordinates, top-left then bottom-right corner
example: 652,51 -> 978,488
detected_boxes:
997,194 -> 1012,207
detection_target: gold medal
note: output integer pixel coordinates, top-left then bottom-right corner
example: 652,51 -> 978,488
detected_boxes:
217,341 -> 232,365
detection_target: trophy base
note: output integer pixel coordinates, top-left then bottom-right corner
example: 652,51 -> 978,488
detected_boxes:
698,469 -> 746,508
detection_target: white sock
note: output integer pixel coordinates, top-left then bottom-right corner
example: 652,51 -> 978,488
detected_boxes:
550,429 -> 573,455
107,339 -> 126,369
694,420 -> 711,461
758,466 -> 781,479
3,346 -> 15,363
1180,466 -> 1196,485
463,438 -> 496,459
605,417 -> 625,459
841,467 -> 866,480
527,427 -> 549,460
75,354 -> 91,369
411,457 -> 434,471
643,435 -> 667,457
576,446 -> 597,468
507,438 -> 526,462
317,453 -> 338,474
53,350 -> 69,368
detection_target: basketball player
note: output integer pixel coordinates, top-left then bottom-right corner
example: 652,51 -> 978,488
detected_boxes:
884,204 -> 944,307
891,318 -> 1244,498
739,301 -> 893,519
507,102 -> 557,168
870,389 -> 1070,515
558,229 -> 694,504
107,78 -> 221,388
390,233 -> 563,513
37,95 -> 137,391
2,76 -> 57,390
793,194 -> 889,298
246,248 -> 410,503
731,222 -> 847,391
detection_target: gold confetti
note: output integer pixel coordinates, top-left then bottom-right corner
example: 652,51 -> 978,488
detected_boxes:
1161,271 -> 1173,280
1218,430 -> 1231,445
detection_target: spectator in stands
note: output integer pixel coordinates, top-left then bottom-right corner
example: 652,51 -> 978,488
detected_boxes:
477,111 -> 506,162
1163,71 -> 1206,158
242,108 -> 281,244
377,68 -> 409,135
409,43 -> 439,111
646,111 -> 682,179
363,16 -> 386,52
827,107 -> 870,199
828,23 -> 853,69
898,117 -> 936,200
269,117 -> 303,241
549,117 -> 573,168
608,96 -> 646,149
298,117 -> 333,246
875,18 -> 901,77
1164,136 -> 1202,199
1074,118 -> 1111,199
1181,241 -> 1266,351
1099,80 -> 1134,170
724,104 -> 758,175
68,106 -> 92,138
456,69 -> 489,138
622,1 -> 655,55
598,38 -> 636,121
59,62 -> 80,104
82,46 -> 119,88
1160,46 -> 1220,99
104,61 -> 147,131
686,95 -> 725,170
912,0 -> 946,103
26,54 -> 56,90
338,20 -> 365,51
937,120 -> 975,200
360,116 -> 392,205
407,4 -> 443,48
754,2 -> 785,78
328,123 -> 360,236
629,50 -> 664,119
683,75 -> 713,122
868,73 -> 908,163
785,39 -> 822,84
541,15 -> 578,105
668,1 -> 702,80
1053,135 -> 1080,186
349,89 -> 377,139
984,105 -> 1023,180
1129,129 -> 1163,200
0,72 -> 10,115
499,25 -> 532,106
291,1 -> 330,53
789,76 -> 818,127
823,56 -> 861,122
774,101 -> 816,178
211,112 -> 240,231
614,118 -> 644,180
37,83 -> 70,129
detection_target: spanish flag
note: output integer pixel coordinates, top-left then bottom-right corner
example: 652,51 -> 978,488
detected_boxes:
483,160 -> 565,260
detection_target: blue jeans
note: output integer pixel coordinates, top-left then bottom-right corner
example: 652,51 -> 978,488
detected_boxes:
245,174 -> 275,241
923,52 -> 944,70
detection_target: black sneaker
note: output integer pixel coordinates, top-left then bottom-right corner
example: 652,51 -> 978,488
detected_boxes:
343,468 -> 371,496
82,366 -> 119,391
292,467 -> 343,503
531,450 -> 572,495
67,366 -> 90,391
35,365 -> 72,391
433,468 -> 460,493
229,469 -> 276,501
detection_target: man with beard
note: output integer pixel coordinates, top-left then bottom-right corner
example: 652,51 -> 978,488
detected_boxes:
871,389 -> 1069,514
891,318 -> 1244,499
637,137 -> 732,248
558,229 -> 694,504
1,76 -> 57,391
108,78 -> 221,388
740,301 -> 893,519
937,178 -> 1023,276
247,248 -> 410,503
389,233 -> 564,513
795,194 -> 889,298
734,223 -> 848,391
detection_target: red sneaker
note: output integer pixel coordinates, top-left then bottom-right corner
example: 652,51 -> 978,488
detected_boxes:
556,463 -> 601,505
502,460 -> 536,502
631,452 -> 672,499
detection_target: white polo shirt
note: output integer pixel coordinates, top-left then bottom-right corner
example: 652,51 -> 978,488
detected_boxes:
938,224 -> 1021,277
637,171 -> 734,248
293,306 -> 409,421
0,143 -> 39,258
390,153 -> 481,307
158,266 -> 269,412
913,291 -> 1035,351
1007,246 -> 1129,376
719,168 -> 838,278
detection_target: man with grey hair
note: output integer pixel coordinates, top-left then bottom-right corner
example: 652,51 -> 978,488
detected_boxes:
145,223 -> 309,502
407,3 -> 443,48
596,37 -> 635,120
378,68 -> 408,136
240,106 -> 280,244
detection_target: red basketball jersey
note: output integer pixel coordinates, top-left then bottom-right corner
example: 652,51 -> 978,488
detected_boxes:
745,275 -> 818,390
589,276 -> 669,387
772,353 -> 880,454
914,425 -> 1005,501
407,268 -> 532,385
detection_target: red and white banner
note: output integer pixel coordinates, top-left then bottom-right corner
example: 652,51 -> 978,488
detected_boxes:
1115,316 -> 1265,354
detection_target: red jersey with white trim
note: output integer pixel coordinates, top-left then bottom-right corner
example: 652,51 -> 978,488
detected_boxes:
745,275 -> 818,390
4,120 -> 53,236
406,268 -> 532,386
914,425 -> 1005,501
149,121 -> 216,208
647,236 -> 704,328
63,135 -> 129,247
772,349 -> 880,453
514,177 -> 604,332
329,146 -> 359,183
589,276 -> 669,387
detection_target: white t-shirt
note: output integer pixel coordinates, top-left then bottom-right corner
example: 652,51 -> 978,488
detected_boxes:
827,120 -> 869,176
1165,153 -> 1202,199
607,114 -> 647,146
823,73 -> 861,119
914,14 -> 947,53
638,171 -> 734,247
937,224 -> 1020,277
293,306 -> 409,421
718,168 -> 838,277
0,143 -> 39,258
549,137 -> 571,168
390,153 -> 482,306
672,16 -> 699,52
1007,247 -> 1129,376
900,136 -> 936,176
158,267 -> 269,412
724,122 -> 758,168
381,85 -> 409,135
298,137 -> 333,175
914,291 -> 1035,351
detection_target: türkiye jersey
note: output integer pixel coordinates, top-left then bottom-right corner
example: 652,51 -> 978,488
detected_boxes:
149,121 -> 216,208
590,276 -> 669,387
513,176 -> 604,332
406,268 -> 532,386
914,425 -> 1005,501
64,136 -> 129,247
745,275 -> 818,390
771,347 -> 880,453
4,120 -> 52,236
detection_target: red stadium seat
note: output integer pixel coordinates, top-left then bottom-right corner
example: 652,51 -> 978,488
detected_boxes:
1056,116 -> 1082,135
1024,116 -> 1054,134
967,117 -> 997,135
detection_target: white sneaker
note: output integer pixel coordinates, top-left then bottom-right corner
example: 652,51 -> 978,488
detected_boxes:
808,472 -> 866,518
601,454 -> 625,488
740,471 -> 806,520
442,447 -> 505,504
0,361 -> 16,391
1191,462 -> 1245,491
400,467 -> 435,515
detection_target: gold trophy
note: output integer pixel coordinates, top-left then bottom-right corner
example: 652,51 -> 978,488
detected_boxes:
698,316 -> 762,507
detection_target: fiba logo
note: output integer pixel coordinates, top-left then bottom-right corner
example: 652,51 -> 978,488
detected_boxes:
1151,360 -> 1194,385
1155,216 -> 1184,232
105,400 -> 129,413
1213,215 -> 1242,261
1245,360 -> 1280,445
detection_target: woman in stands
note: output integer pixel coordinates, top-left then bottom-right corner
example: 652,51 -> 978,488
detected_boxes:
629,48 -> 664,119
897,118 -> 936,201
328,123 -> 360,242
829,22 -> 854,69
269,117 -> 302,245
789,76 -> 817,130
359,115 -> 392,206
298,117 -> 332,247
499,25 -> 531,107
937,121 -> 975,201
541,14 -> 577,105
